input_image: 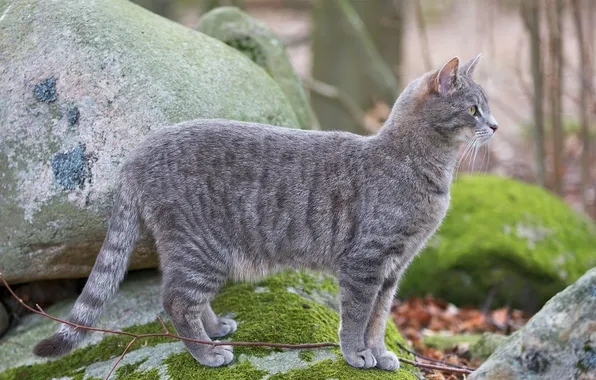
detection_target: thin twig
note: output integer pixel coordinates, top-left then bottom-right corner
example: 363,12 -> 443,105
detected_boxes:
157,315 -> 169,333
395,341 -> 476,372
399,357 -> 473,375
0,272 -> 475,377
106,337 -> 138,379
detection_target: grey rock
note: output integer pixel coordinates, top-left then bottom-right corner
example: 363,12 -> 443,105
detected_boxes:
0,270 -> 416,379
197,6 -> 320,130
470,268 -> 596,380
470,333 -> 508,360
0,0 -> 301,284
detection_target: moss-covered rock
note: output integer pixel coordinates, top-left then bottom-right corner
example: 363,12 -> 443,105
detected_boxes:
469,267 -> 596,380
0,0 -> 301,284
423,333 -> 482,351
197,6 -> 320,130
0,270 -> 418,379
469,333 -> 508,360
400,174 -> 596,310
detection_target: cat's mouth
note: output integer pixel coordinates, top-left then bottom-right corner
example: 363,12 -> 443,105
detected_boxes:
475,130 -> 494,146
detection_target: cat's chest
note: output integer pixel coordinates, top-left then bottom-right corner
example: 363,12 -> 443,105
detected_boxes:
392,189 -> 451,242
415,192 -> 449,228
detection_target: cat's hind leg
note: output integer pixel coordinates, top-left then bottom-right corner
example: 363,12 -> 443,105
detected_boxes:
202,304 -> 237,338
160,248 -> 233,367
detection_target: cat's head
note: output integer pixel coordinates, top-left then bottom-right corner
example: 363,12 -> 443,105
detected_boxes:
407,54 -> 497,146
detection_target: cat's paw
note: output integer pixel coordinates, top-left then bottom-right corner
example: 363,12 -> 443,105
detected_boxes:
343,348 -> 377,369
195,344 -> 234,367
373,350 -> 400,371
207,317 -> 237,338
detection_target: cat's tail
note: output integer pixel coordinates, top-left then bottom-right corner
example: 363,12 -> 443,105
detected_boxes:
33,186 -> 140,357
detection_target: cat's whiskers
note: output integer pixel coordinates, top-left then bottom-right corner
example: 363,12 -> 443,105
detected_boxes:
483,140 -> 492,175
455,139 -> 472,179
470,140 -> 479,173
460,137 -> 478,175
470,129 -> 496,173
455,137 -> 477,179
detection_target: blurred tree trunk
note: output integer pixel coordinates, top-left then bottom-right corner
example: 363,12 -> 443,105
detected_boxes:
571,0 -> 593,210
546,0 -> 564,195
414,0 -> 432,71
311,0 -> 404,134
521,0 -> 546,187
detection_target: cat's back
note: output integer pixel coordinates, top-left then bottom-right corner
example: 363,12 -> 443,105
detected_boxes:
121,119 -> 367,198
129,119 -> 359,164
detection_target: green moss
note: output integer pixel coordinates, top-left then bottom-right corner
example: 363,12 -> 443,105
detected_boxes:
117,368 -> 160,380
468,333 -> 508,359
267,357 -> 417,380
70,369 -> 88,380
258,270 -> 339,295
224,35 -> 268,70
212,271 -> 340,357
115,359 -> 146,378
0,320 -> 176,380
401,174 -> 596,310
164,354 -> 269,379
384,321 -> 411,358
298,350 -> 314,362
423,333 -> 483,350
0,271 -> 415,379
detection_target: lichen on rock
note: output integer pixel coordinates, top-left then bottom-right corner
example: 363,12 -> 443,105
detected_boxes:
33,77 -> 58,103
50,144 -> 91,190
66,105 -> 80,128
0,270 -> 418,379
400,174 -> 596,310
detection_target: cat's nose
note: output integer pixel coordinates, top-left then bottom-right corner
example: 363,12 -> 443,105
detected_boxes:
487,114 -> 498,133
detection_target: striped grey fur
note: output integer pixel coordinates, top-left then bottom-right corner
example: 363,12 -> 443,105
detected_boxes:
33,55 -> 497,371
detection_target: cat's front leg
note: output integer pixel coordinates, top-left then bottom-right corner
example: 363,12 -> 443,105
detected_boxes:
337,261 -> 383,369
365,272 -> 401,371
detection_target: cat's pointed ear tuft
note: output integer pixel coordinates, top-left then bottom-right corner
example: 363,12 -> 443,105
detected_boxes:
460,53 -> 481,78
432,57 -> 460,94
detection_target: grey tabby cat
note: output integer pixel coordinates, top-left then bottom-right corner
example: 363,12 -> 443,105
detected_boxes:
34,55 -> 497,371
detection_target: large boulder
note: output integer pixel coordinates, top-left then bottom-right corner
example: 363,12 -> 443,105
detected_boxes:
0,270 -> 418,379
469,267 -> 596,380
401,174 -> 596,310
0,0 -> 302,284
197,6 -> 320,131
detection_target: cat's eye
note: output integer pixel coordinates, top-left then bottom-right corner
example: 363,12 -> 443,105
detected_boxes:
468,106 -> 478,116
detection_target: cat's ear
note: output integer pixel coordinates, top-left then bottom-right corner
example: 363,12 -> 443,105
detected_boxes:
460,53 -> 481,78
431,57 -> 459,94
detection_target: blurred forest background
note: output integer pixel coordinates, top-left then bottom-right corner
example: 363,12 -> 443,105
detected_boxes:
132,0 -> 596,220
